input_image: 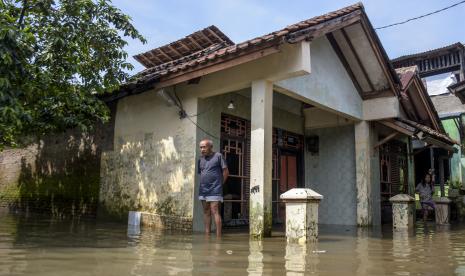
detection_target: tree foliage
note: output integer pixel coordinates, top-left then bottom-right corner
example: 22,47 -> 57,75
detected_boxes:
0,0 -> 145,148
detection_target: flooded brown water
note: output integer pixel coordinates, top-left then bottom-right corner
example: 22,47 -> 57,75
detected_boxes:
0,213 -> 464,276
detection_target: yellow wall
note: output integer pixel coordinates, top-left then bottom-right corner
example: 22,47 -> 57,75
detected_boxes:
100,89 -> 198,219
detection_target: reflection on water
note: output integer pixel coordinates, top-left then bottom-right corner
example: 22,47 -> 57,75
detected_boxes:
285,243 -> 306,275
247,241 -> 263,275
1,214 -> 465,275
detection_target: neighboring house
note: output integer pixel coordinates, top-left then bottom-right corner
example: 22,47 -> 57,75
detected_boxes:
98,2 -> 455,236
0,3 -> 457,235
392,43 -> 465,192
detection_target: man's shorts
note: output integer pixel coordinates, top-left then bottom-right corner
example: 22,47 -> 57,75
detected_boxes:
199,195 -> 223,202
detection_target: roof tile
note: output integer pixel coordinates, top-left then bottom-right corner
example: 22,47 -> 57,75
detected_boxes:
126,2 -> 364,89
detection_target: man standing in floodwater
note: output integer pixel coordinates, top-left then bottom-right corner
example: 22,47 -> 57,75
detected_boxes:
198,139 -> 229,237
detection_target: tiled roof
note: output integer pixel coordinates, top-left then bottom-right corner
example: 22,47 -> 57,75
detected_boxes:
448,80 -> 465,91
448,80 -> 465,104
395,65 -> 446,133
133,26 -> 234,68
125,2 -> 364,88
397,118 -> 459,145
395,66 -> 417,89
392,42 -> 465,62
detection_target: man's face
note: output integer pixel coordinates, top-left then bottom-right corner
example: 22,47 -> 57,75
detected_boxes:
199,141 -> 212,156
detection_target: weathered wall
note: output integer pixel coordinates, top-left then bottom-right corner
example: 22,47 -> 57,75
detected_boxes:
431,94 -> 465,115
442,118 -> 464,185
0,103 -> 115,218
193,90 -> 304,231
276,36 -> 363,120
305,125 -> 357,225
99,89 -> 198,227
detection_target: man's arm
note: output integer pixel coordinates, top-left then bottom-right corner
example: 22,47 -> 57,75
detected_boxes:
219,153 -> 229,183
223,168 -> 229,183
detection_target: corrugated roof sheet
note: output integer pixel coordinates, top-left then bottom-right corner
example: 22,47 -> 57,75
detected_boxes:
397,118 -> 459,145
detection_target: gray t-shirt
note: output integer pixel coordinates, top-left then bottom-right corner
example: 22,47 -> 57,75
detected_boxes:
198,152 -> 227,197
416,183 -> 434,202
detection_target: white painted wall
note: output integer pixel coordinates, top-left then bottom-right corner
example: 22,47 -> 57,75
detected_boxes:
363,97 -> 400,121
276,36 -> 363,120
100,89 -> 198,219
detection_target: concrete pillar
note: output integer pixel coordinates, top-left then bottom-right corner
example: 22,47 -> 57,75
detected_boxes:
128,211 -> 141,226
430,148 -> 435,182
355,121 -> 373,226
250,80 -> 273,239
127,211 -> 141,237
280,188 -> 323,243
459,49 -> 465,82
389,194 -> 415,229
435,197 -> 451,224
439,157 -> 446,197
407,138 -> 416,196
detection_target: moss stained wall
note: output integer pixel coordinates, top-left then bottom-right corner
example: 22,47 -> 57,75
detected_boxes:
0,103 -> 116,218
99,89 -> 198,221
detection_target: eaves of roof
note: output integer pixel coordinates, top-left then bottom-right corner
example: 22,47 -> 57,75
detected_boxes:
392,42 -> 465,63
103,2 -> 401,103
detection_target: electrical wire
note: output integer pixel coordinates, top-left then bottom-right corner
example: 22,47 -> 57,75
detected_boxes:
375,0 -> 465,30
170,86 -> 220,140
186,116 -> 221,140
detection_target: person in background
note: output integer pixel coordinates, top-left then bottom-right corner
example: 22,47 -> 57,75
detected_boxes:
416,172 -> 435,221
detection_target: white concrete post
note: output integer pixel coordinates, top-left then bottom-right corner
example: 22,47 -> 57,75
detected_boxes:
128,211 -> 141,226
389,194 -> 415,229
355,121 -> 373,226
127,211 -> 141,236
250,80 -> 273,239
280,188 -> 323,243
434,197 -> 451,224
407,138 -> 416,196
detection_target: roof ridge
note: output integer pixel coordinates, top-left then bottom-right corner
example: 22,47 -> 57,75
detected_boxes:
284,2 -> 364,30
135,42 -> 228,78
133,25 -> 234,68
120,2 -> 366,91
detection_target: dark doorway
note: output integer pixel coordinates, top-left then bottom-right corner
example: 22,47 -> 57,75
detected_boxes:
274,152 -> 299,223
220,113 -> 304,226
379,139 -> 408,224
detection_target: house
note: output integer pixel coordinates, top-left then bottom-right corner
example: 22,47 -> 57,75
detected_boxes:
392,43 -> 465,193
97,2 -> 456,237
0,3 -> 456,236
